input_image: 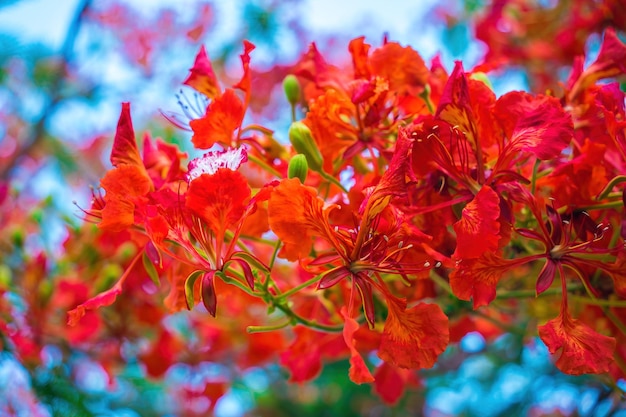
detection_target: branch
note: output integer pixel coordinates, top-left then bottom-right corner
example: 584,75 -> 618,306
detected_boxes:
0,0 -> 92,181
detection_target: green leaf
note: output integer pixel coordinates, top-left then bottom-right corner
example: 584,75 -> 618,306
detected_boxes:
142,251 -> 160,287
184,270 -> 204,310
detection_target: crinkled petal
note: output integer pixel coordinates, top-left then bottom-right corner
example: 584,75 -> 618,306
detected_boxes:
186,169 -> 251,235
340,307 -> 374,384
268,178 -> 336,261
539,310 -> 616,375
378,299 -> 449,369
453,185 -> 501,259
449,252 -> 520,309
99,165 -> 152,231
190,89 -> 244,149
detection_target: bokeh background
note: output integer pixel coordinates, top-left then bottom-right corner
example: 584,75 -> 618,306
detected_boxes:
0,0 -> 625,416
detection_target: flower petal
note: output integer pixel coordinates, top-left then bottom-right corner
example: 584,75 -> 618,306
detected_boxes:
190,89 -> 244,149
233,40 -> 255,95
496,92 -> 573,161
183,45 -> 221,99
539,309 -> 616,375
186,169 -> 251,235
453,185 -> 501,259
348,36 -> 371,79
373,362 -> 417,405
370,42 -> 429,95
268,178 -> 336,261
378,299 -> 449,369
340,307 -> 375,384
110,102 -> 145,169
536,259 -> 558,295
450,251 -> 519,309
279,326 -> 323,383
99,165 -> 152,231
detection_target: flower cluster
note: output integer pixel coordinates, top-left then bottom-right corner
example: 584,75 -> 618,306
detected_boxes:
68,26 -> 626,403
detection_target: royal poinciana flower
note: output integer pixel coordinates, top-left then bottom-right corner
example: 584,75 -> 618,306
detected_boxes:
408,60 -> 573,263
450,189 -> 625,374
268,131 -> 449,380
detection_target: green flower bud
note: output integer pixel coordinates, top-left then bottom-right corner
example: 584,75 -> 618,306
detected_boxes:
288,154 -> 309,184
0,264 -> 11,288
288,122 -> 324,172
38,279 -> 53,302
469,72 -> 493,90
283,74 -> 301,106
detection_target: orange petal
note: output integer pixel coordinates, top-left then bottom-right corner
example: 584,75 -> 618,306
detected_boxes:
449,251 -> 520,309
348,36 -> 371,79
370,42 -> 429,95
340,307 -> 374,384
233,40 -> 255,95
378,299 -> 449,369
186,169 -> 251,235
99,165 -> 152,231
268,178 -> 335,261
279,326 -> 322,383
190,88 -> 244,149
303,89 -> 357,172
373,362 -> 417,405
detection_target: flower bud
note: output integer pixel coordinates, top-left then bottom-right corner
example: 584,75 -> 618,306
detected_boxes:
283,74 -> 301,106
469,72 -> 493,90
288,154 -> 309,183
288,122 -> 324,172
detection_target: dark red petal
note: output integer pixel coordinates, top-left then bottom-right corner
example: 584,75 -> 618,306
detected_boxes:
317,266 -> 351,290
232,258 -> 255,290
354,275 -> 376,328
536,259 -> 557,295
201,271 -> 217,317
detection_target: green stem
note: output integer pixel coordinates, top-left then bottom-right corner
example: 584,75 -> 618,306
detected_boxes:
220,270 -> 258,296
264,240 -> 282,291
318,170 -> 348,193
247,320 -> 291,333
497,284 -> 583,299
275,273 -> 323,300
248,154 -> 282,178
560,201 -> 624,213
429,271 -> 454,296
273,303 -> 343,332
570,296 -> 626,308
530,159 -> 540,195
